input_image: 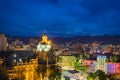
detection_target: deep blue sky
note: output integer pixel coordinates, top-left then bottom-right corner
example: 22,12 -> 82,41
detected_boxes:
0,0 -> 120,36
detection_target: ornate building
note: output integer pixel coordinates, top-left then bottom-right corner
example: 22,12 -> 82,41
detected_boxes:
37,33 -> 55,64
37,33 -> 51,52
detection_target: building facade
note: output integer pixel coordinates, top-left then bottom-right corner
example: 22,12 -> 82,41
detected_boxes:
0,57 -> 3,65
0,33 -> 8,51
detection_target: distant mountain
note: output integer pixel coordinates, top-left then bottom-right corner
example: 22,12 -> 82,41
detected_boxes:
43,31 -> 90,37
7,35 -> 120,45
52,35 -> 120,44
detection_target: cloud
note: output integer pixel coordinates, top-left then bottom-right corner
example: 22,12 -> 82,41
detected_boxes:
0,0 -> 120,36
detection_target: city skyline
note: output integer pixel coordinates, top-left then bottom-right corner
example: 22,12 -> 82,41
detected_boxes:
0,0 -> 120,36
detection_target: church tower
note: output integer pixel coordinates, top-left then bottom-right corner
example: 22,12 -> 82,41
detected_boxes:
37,32 -> 51,52
37,32 -> 55,65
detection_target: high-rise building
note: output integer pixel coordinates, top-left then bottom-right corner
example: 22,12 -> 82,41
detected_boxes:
0,33 -> 8,51
95,55 -> 107,73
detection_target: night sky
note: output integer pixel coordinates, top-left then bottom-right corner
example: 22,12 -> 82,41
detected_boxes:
0,0 -> 120,36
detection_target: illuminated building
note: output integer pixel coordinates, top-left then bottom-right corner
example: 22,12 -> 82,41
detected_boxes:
13,45 -> 31,51
37,32 -> 51,52
37,32 -> 52,62
3,51 -> 38,80
107,62 -> 120,74
95,55 -> 107,73
7,58 -> 38,80
29,38 -> 38,50
0,57 -> 3,65
36,32 -> 56,69
92,42 -> 100,48
73,43 -> 84,54
57,55 -> 76,70
0,50 -> 59,80
0,33 -> 8,51
13,39 -> 24,47
90,60 -> 96,73
84,60 -> 91,66
29,38 -> 38,45
10,39 -> 24,50
104,45 -> 112,53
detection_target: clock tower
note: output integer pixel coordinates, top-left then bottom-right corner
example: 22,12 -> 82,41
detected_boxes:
37,32 -> 51,52
37,32 -> 53,65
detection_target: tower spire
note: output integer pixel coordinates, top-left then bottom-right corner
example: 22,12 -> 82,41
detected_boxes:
44,30 -> 46,35
41,31 -> 51,44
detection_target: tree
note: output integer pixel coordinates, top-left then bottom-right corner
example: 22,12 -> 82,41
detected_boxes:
84,52 -> 90,59
48,65 -> 61,80
72,55 -> 89,73
72,55 -> 84,69
72,57 -> 80,70
111,73 -> 119,80
87,73 -> 95,80
94,70 -> 106,80
88,70 -> 108,80
113,56 -> 118,63
109,55 -> 118,63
